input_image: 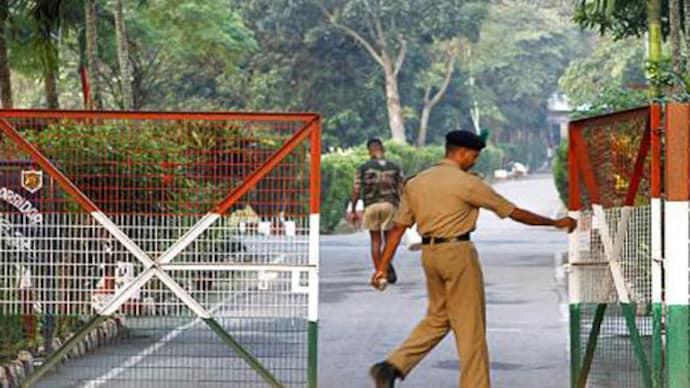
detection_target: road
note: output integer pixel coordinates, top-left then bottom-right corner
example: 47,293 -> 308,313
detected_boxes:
318,174 -> 570,388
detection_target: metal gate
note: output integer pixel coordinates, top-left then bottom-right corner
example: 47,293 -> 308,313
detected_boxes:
0,110 -> 321,387
567,106 -> 663,388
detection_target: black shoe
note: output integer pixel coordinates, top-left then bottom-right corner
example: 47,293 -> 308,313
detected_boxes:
369,361 -> 399,388
387,264 -> 397,284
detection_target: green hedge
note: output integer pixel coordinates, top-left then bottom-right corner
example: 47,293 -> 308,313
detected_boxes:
552,141 -> 568,207
320,141 -> 504,233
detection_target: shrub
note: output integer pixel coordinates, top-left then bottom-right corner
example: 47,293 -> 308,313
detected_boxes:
552,141 -> 568,207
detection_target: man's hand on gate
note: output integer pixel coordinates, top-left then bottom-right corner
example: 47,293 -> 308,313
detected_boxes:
555,217 -> 577,233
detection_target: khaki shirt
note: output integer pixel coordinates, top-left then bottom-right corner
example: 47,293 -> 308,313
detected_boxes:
395,159 -> 516,237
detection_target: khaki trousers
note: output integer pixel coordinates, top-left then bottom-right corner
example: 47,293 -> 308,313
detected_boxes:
386,241 -> 490,388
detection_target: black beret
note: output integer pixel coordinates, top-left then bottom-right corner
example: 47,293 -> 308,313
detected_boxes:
445,130 -> 486,151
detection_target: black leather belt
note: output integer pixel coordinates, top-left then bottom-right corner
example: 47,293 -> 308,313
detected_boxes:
421,232 -> 471,245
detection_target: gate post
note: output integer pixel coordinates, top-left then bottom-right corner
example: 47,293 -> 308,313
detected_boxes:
307,118 -> 321,388
650,103 -> 663,388
664,102 -> 690,388
568,122 -> 582,388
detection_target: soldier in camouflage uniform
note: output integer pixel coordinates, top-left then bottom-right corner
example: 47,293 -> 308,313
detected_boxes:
350,138 -> 404,284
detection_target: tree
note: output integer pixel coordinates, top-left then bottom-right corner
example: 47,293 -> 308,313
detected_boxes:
470,1 -> 582,152
30,0 -> 62,108
84,0 -> 101,108
685,0 -> 690,75
670,0 -> 681,77
317,0 -> 486,143
113,0 -> 132,109
648,0 -> 663,98
572,0 -> 672,97
416,39 -> 461,146
573,1 -> 650,39
0,0 -> 12,108
559,36 -> 646,109
117,0 -> 256,109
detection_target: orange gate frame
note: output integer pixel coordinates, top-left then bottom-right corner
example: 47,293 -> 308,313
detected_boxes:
0,109 -> 321,388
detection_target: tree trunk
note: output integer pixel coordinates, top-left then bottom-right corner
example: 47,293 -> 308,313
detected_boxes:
85,0 -> 101,109
113,0 -> 133,109
669,0 -> 682,91
417,100 -> 431,147
44,64 -> 58,109
683,0 -> 690,74
647,0 -> 662,99
0,0 -> 11,108
416,46 -> 456,147
382,54 -> 406,143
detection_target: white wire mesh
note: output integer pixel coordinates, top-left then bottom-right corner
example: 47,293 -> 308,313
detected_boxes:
571,206 -> 651,305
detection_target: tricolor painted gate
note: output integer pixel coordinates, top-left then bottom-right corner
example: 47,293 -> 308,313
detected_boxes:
568,106 -> 662,388
0,110 -> 321,388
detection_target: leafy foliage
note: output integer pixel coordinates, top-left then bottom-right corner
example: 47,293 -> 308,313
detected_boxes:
470,2 -> 585,146
552,140 -> 568,206
573,0 -> 658,40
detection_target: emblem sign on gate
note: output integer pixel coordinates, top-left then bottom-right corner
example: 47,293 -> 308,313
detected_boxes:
21,169 -> 42,194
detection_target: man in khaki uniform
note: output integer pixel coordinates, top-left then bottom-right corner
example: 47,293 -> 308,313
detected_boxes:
369,130 -> 576,388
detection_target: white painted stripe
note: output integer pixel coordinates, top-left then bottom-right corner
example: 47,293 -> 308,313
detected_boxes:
651,198 -> 663,303
91,211 -> 154,266
94,212 -> 220,317
593,206 -> 614,263
161,263 -> 317,272
308,214 -> 320,322
609,261 -> 630,304
156,213 -> 221,265
100,268 -> 156,315
568,211 -> 580,303
155,270 -> 211,319
665,201 -> 689,305
593,205 -> 631,303
611,207 -> 633,263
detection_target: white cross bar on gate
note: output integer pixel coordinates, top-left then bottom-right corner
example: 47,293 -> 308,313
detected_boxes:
592,204 -> 633,304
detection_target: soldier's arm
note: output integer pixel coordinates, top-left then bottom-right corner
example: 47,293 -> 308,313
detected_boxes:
371,223 -> 408,288
509,208 -> 576,233
371,183 -> 415,289
350,170 -> 361,216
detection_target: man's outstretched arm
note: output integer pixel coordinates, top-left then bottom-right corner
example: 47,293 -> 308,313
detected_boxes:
349,174 -> 361,222
509,208 -> 577,233
370,223 -> 408,289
